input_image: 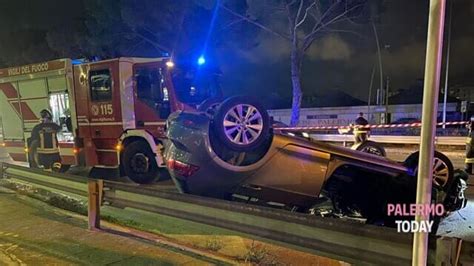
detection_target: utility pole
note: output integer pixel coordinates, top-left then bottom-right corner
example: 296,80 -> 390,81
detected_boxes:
385,76 -> 390,123
367,63 -> 376,121
372,21 -> 384,123
412,0 -> 446,265
442,0 -> 453,129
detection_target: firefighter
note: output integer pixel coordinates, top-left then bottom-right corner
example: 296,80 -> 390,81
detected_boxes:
465,116 -> 474,174
31,109 -> 62,172
353,112 -> 370,144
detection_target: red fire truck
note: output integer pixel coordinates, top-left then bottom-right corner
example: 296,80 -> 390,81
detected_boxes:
0,57 -> 220,183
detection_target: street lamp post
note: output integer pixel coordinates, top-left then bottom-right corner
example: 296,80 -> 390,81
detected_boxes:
412,0 -> 446,265
372,21 -> 384,123
442,0 -> 453,129
367,63 -> 376,121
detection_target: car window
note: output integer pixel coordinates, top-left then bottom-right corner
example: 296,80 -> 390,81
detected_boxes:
135,67 -> 164,103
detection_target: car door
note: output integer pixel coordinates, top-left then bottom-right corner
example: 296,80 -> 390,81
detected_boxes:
247,143 -> 331,197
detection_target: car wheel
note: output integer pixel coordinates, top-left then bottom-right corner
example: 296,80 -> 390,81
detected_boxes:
352,141 -> 386,157
213,96 -> 270,152
28,140 -> 40,168
404,151 -> 454,191
122,141 -> 158,184
197,98 -> 221,116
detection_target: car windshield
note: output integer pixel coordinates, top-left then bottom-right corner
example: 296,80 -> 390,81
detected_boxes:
172,67 -> 222,105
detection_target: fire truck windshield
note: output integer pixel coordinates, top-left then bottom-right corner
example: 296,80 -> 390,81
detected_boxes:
172,67 -> 222,105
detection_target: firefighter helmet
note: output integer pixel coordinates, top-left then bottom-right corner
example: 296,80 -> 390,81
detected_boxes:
39,109 -> 53,120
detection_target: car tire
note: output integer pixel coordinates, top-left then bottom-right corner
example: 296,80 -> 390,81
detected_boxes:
352,141 -> 386,157
213,96 -> 271,152
404,151 -> 454,191
197,98 -> 221,116
122,141 -> 158,184
28,140 -> 40,168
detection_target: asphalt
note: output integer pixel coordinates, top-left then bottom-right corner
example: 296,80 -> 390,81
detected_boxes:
0,188 -> 216,265
438,200 -> 474,242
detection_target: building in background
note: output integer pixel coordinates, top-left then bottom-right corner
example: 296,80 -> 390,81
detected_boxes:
269,103 -> 459,127
449,85 -> 474,102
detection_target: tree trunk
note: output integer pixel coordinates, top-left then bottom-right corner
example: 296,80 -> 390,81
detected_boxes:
290,48 -> 302,126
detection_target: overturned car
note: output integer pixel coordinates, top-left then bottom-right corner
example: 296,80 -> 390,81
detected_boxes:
164,96 -> 467,224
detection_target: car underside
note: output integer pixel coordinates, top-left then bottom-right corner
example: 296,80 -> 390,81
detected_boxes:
164,96 -> 468,226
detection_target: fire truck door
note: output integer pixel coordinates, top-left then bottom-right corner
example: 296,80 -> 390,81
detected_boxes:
86,65 -> 122,166
87,68 -> 119,138
133,63 -> 168,137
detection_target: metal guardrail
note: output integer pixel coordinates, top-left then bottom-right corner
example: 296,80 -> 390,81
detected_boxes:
100,181 -> 414,265
0,163 -> 88,196
1,162 -> 472,265
310,134 -> 466,146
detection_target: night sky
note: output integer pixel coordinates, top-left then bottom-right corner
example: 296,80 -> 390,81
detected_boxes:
219,0 -> 474,104
0,0 -> 472,106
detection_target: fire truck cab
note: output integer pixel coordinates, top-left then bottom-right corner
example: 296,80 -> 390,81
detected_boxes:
0,57 -> 220,183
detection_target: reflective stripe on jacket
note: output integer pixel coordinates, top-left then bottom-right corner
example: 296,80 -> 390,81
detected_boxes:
31,122 -> 61,154
354,129 -> 370,134
465,158 -> 474,164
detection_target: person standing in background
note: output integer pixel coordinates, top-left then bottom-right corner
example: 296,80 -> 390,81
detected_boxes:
465,116 -> 474,174
353,112 -> 370,144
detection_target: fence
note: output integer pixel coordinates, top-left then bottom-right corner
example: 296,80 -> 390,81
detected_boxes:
309,135 -> 467,146
274,121 -> 469,138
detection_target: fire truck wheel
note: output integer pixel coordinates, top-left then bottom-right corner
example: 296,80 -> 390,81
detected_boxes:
122,141 -> 158,184
28,140 -> 40,168
213,96 -> 271,152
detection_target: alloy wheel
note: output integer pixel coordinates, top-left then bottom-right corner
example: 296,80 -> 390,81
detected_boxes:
223,104 -> 263,146
432,157 -> 449,188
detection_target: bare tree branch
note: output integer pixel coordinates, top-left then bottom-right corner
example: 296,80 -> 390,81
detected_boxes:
285,0 -> 296,36
302,3 -> 364,52
219,4 -> 291,41
295,1 -> 317,29
312,0 -> 322,19
294,0 -> 305,27
285,0 -> 303,65
132,31 -> 170,53
321,4 -> 364,29
221,18 -> 246,30
142,26 -> 160,40
309,0 -> 340,34
126,39 -> 146,55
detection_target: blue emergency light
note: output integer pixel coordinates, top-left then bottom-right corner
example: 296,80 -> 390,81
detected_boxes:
197,55 -> 206,65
